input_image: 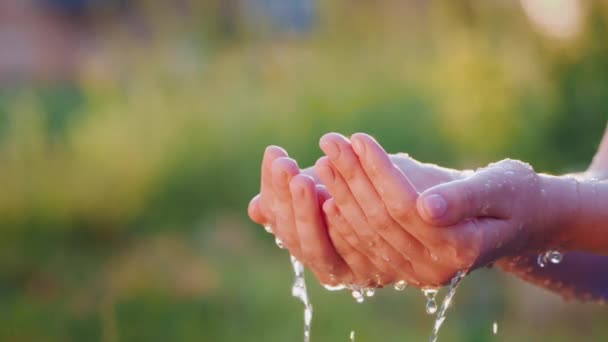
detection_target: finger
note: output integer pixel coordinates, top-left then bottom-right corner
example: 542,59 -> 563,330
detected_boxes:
350,133 -> 428,240
323,198 -> 390,287
320,133 -> 426,260
417,169 -> 510,227
290,174 -> 350,283
271,157 -> 302,257
261,146 -> 288,223
316,184 -> 331,205
452,218 -> 514,270
248,194 -> 267,225
316,156 -> 417,283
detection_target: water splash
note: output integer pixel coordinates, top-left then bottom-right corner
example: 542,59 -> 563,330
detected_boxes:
429,270 -> 467,342
290,255 -> 313,342
537,250 -> 563,267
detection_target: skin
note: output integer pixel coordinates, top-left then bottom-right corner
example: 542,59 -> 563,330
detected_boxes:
248,126 -> 608,300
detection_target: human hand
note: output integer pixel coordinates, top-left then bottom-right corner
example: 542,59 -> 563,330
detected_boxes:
246,143 -> 463,287
247,146 -> 356,286
318,133 -> 549,287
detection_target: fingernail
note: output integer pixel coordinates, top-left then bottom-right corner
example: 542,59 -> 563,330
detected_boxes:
320,140 -> 339,159
352,138 -> 365,156
421,194 -> 447,219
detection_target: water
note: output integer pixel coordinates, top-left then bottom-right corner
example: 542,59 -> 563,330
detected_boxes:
323,283 -> 347,291
267,223 -> 468,342
537,250 -> 563,267
351,287 -> 365,303
263,224 -> 273,233
394,280 -> 408,291
429,270 -> 467,342
422,288 -> 439,315
493,321 -> 498,335
290,255 -> 313,342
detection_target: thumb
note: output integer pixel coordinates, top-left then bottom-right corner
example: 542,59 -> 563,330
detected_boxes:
416,171 -> 510,226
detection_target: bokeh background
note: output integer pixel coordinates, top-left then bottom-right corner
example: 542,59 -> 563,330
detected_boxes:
0,0 -> 607,341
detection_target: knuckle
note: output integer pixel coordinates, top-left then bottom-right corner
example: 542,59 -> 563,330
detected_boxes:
367,205 -> 391,228
388,202 -> 412,223
341,167 -> 357,182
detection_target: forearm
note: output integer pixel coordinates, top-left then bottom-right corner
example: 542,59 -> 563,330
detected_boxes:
497,124 -> 608,301
497,175 -> 608,301
498,252 -> 608,302
537,175 -> 608,254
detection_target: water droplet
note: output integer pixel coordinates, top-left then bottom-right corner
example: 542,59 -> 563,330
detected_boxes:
323,283 -> 346,291
426,299 -> 438,314
263,225 -> 273,233
275,237 -> 285,249
351,288 -> 365,303
422,288 -> 439,315
493,321 -> 498,335
548,250 -> 563,264
381,254 -> 391,262
350,330 -> 355,341
365,288 -> 376,297
537,249 -> 563,267
394,280 -> 408,291
537,253 -> 547,268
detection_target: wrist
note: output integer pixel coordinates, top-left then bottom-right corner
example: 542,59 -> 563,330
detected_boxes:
529,174 -> 580,251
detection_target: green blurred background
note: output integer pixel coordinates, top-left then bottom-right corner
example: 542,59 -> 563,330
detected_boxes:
0,0 -> 607,341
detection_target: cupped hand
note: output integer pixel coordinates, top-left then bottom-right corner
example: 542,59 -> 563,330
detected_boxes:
319,133 -> 547,287
247,142 -> 463,287
247,146 -> 358,286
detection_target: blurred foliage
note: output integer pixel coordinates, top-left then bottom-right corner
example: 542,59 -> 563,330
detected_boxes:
0,0 -> 607,341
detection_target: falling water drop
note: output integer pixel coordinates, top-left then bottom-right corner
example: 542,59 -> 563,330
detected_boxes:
422,288 -> 439,315
429,270 -> 467,342
290,255 -> 312,342
275,237 -> 285,249
493,321 -> 498,335
350,330 -> 355,341
426,299 -> 438,315
394,280 -> 408,291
